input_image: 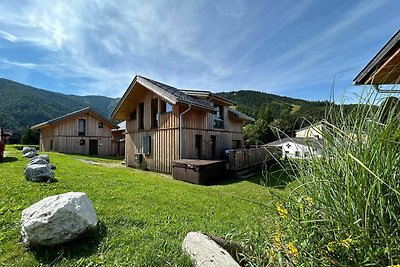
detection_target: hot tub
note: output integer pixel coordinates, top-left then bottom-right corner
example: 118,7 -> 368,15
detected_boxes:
172,159 -> 227,185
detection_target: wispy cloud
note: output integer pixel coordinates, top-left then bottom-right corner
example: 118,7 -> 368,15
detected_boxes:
0,0 -> 398,100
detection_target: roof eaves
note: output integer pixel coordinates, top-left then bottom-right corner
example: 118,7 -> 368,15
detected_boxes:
228,108 -> 254,122
354,29 -> 400,85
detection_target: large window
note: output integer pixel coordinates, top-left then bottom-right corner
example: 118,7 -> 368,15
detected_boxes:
138,103 -> 144,130
78,119 -> 86,136
151,98 -> 158,128
143,136 -> 151,154
160,99 -> 173,113
213,104 -> 224,129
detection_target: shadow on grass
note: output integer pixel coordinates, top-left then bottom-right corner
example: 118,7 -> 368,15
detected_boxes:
0,156 -> 18,163
262,162 -> 296,189
214,162 -> 296,189
30,221 -> 107,265
77,154 -> 125,161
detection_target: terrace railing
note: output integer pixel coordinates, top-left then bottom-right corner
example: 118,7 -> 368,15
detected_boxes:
227,146 -> 279,171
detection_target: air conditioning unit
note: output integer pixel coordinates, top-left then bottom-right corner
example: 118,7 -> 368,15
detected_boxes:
134,153 -> 143,164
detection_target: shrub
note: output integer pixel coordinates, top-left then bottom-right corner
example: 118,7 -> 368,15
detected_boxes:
267,88 -> 400,266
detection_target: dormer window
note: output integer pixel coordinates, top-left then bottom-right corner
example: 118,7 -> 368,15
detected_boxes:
213,104 -> 224,129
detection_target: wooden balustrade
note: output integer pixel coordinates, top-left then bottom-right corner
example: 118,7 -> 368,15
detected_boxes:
227,146 -> 278,171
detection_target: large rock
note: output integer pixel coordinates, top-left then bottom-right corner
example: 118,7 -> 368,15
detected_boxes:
28,155 -> 56,170
24,164 -> 55,182
31,154 -> 50,163
22,147 -> 38,158
182,232 -> 240,267
21,192 -> 98,246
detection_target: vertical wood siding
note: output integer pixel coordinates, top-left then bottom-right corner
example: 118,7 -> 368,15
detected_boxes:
38,112 -> 114,156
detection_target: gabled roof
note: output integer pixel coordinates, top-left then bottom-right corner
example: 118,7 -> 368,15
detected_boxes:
111,75 -> 217,119
228,107 -> 254,122
31,107 -> 118,130
295,121 -> 323,133
354,29 -> 400,87
181,89 -> 235,106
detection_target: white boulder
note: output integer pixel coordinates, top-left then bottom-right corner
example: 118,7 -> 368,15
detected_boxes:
24,164 -> 55,182
182,232 -> 240,267
21,192 -> 98,246
22,147 -> 38,158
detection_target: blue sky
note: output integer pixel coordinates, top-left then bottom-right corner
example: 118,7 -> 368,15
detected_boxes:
0,0 -> 399,101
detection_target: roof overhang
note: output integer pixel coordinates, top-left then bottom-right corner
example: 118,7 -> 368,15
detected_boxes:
111,76 -> 178,120
181,89 -> 236,106
111,76 -> 217,120
228,108 -> 254,122
32,107 -> 117,130
354,30 -> 400,89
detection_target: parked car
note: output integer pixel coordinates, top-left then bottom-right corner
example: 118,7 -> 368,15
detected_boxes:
0,127 -> 5,160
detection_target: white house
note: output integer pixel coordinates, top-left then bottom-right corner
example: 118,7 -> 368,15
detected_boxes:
295,122 -> 324,140
266,137 -> 324,159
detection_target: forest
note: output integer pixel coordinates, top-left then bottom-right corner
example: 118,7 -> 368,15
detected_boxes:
0,78 -> 354,144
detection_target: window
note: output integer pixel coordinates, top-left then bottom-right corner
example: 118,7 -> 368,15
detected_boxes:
143,136 -> 151,154
78,119 -> 86,136
138,103 -> 144,130
80,139 -> 86,145
213,104 -> 224,128
295,151 -> 301,157
130,109 -> 137,120
195,135 -> 202,159
98,122 -> 103,128
151,98 -> 158,128
232,140 -> 241,149
50,139 -> 53,150
160,100 -> 173,113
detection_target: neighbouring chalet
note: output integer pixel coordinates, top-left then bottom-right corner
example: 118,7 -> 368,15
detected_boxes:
112,121 -> 126,156
267,137 -> 324,159
111,75 -> 255,173
295,122 -> 324,140
32,107 -> 118,156
354,29 -> 400,89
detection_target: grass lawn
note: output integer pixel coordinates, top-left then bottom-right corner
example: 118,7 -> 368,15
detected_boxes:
0,145 -> 290,266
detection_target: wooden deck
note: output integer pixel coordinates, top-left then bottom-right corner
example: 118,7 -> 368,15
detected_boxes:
227,146 -> 278,171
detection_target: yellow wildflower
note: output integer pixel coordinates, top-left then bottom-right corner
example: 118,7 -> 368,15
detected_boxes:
389,265 -> 400,267
273,232 -> 281,247
276,204 -> 289,218
326,241 -> 335,252
287,242 -> 299,257
268,248 -> 276,258
305,196 -> 314,204
340,237 -> 353,249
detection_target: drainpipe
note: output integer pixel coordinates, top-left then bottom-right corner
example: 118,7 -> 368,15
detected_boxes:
179,104 -> 192,159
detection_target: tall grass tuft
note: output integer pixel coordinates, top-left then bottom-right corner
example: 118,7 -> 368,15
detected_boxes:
266,87 -> 400,266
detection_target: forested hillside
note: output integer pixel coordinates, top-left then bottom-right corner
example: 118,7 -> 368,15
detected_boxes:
216,91 -> 354,143
0,78 -> 119,131
0,78 -> 354,145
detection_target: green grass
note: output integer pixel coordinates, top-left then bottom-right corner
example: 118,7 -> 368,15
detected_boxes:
0,145 -> 286,266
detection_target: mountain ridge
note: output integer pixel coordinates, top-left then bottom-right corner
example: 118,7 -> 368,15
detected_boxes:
0,78 -> 330,136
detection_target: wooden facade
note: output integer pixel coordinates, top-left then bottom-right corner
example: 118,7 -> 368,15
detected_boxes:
32,108 -> 117,156
112,75 -> 254,173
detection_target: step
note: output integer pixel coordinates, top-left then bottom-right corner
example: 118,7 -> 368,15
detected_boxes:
240,172 -> 254,179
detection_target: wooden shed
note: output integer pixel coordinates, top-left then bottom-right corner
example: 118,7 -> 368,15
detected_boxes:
111,75 -> 254,173
32,107 -> 117,156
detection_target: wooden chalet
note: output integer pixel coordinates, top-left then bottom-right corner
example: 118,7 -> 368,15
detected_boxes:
111,75 -> 255,173
32,107 -> 118,156
354,29 -> 400,89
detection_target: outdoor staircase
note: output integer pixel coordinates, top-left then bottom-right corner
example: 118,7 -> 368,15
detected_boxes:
235,169 -> 254,180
